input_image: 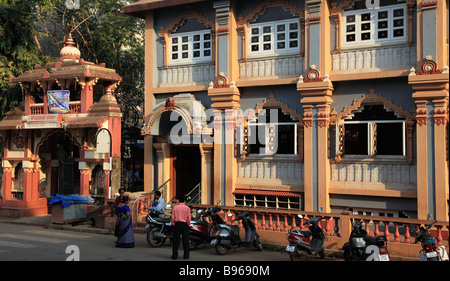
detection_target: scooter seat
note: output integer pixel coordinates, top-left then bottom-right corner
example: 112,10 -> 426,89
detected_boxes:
192,220 -> 209,227
290,230 -> 312,238
154,217 -> 171,223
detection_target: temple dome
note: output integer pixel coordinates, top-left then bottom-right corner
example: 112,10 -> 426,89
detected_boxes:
59,34 -> 81,63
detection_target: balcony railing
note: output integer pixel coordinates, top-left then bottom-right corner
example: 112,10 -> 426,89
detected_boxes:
239,54 -> 304,79
29,101 -> 82,115
332,44 -> 416,72
157,62 -> 215,88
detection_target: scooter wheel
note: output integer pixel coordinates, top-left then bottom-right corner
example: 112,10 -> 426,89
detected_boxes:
215,244 -> 229,255
188,240 -> 198,251
290,248 -> 308,261
146,227 -> 166,247
253,238 -> 263,251
319,248 -> 325,259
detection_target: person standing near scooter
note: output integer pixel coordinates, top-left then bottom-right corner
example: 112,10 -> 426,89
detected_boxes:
171,195 -> 191,260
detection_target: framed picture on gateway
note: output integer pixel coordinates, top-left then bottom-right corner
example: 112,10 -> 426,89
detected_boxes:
47,90 -> 70,113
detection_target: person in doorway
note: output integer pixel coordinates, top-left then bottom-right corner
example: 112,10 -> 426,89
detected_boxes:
149,191 -> 166,218
170,195 -> 191,260
115,196 -> 135,248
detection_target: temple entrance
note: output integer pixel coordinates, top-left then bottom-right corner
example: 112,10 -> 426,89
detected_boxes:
38,131 -> 80,196
171,145 -> 201,201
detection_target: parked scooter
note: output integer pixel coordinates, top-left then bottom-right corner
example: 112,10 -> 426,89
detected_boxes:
188,201 -> 228,250
210,208 -> 263,255
411,220 -> 449,261
286,209 -> 326,260
342,220 -> 390,261
145,204 -> 214,249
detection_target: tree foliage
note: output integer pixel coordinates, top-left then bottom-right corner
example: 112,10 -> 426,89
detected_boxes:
0,0 -> 50,118
0,0 -> 145,126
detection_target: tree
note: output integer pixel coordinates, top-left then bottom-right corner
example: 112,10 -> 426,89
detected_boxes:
0,0 -> 50,118
1,0 -> 145,126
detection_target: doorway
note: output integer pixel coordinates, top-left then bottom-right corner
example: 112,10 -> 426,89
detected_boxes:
171,145 -> 201,200
38,131 -> 80,195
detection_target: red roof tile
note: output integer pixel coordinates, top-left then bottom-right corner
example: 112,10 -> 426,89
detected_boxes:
233,189 -> 301,198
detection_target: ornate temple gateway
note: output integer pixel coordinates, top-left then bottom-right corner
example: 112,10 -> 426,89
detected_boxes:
0,35 -> 122,217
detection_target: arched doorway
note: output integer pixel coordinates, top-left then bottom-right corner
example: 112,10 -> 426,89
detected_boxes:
171,144 -> 201,201
37,131 -> 80,195
146,94 -> 209,202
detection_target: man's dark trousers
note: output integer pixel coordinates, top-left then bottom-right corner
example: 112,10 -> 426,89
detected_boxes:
172,222 -> 190,259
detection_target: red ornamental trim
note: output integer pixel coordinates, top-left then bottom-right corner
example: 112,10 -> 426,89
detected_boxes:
416,109 -> 427,115
304,77 -> 324,83
434,117 -> 448,126
434,109 -> 448,114
233,189 -> 301,198
416,117 -> 427,126
165,97 -> 175,111
416,69 -> 443,75
217,27 -> 229,33
304,120 -> 313,128
213,84 -> 230,88
60,52 -> 80,59
422,1 -> 438,7
317,120 -> 329,128
308,16 -> 320,22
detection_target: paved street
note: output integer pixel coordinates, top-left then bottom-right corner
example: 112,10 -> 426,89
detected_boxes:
0,222 -> 334,262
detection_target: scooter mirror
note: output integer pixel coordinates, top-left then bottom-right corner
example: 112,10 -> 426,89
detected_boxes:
217,200 -> 221,204
318,207 -> 323,213
298,214 -> 303,219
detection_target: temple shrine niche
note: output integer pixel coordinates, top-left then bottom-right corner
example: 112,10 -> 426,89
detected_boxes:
0,35 -> 122,217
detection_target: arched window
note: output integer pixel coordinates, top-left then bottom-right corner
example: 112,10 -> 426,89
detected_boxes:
330,86 -> 414,163
239,92 -> 303,159
158,10 -> 215,68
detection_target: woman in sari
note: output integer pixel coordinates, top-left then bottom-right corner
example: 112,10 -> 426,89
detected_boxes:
115,196 -> 135,248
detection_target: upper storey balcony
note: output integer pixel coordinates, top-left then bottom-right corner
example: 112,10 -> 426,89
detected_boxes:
149,0 -> 426,89
329,0 -> 418,77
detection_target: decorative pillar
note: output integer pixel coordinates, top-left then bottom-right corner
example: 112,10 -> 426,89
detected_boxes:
212,110 -> 223,204
22,167 -> 35,202
80,78 -> 95,113
414,99 -> 429,220
409,63 -> 449,220
104,170 -> 110,201
144,10 -> 155,194
153,143 -> 164,189
200,143 -> 213,205
79,168 -> 91,196
208,80 -> 240,206
432,97 -> 449,221
298,73 -> 333,213
305,0 -> 331,74
2,167 -> 13,200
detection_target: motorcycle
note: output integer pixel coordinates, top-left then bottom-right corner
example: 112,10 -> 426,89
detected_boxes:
145,206 -> 174,247
210,209 -> 263,255
411,220 -> 449,261
145,204 -> 214,249
286,209 -> 326,261
342,220 -> 390,261
188,201 -> 228,250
